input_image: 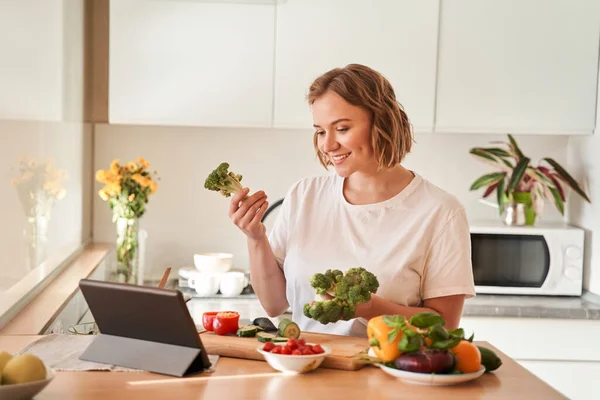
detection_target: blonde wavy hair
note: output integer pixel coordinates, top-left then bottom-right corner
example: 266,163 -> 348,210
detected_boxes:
307,64 -> 414,169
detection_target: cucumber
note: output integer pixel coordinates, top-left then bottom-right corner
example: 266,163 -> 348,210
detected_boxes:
236,325 -> 259,338
257,332 -> 288,343
477,346 -> 502,372
252,317 -> 278,332
278,319 -> 301,339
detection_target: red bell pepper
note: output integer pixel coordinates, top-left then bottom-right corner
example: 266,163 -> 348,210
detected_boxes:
202,312 -> 219,332
213,311 -> 240,335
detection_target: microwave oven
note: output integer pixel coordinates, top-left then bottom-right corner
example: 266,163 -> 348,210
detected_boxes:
469,221 -> 584,296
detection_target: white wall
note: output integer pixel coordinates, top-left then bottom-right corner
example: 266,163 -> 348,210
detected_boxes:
567,67 -> 600,294
94,124 -> 569,279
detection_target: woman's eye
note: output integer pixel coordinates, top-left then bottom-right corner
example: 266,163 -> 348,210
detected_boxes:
337,127 -> 349,132
315,131 -> 325,135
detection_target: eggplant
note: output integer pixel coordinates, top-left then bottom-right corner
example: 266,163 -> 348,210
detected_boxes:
393,350 -> 455,374
251,317 -> 278,332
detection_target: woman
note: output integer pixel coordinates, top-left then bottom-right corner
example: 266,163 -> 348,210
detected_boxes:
228,64 -> 475,337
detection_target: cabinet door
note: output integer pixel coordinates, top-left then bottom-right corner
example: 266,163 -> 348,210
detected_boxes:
109,0 -> 275,128
435,0 -> 600,135
519,360 -> 600,400
273,0 -> 440,132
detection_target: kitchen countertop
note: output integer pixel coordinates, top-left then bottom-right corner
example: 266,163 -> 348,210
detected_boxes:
183,287 -> 600,321
0,335 -> 566,399
462,291 -> 600,320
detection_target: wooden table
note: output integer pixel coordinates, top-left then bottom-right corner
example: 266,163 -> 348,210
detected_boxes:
0,335 -> 566,399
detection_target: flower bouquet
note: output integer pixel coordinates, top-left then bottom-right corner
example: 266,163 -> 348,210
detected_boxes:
96,158 -> 159,283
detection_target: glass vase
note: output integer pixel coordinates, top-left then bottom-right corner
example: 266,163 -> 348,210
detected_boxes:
115,217 -> 140,284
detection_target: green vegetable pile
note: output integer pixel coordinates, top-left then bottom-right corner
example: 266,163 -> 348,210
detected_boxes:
204,162 -> 244,198
303,267 -> 379,325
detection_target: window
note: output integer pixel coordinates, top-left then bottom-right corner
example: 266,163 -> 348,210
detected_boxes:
0,0 -> 92,326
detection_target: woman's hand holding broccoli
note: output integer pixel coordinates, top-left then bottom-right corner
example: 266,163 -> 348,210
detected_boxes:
204,162 -> 269,240
229,188 -> 269,240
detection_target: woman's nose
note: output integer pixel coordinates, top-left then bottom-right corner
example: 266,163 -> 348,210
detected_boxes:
322,131 -> 338,153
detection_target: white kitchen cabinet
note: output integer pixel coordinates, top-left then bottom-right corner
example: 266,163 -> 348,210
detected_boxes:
0,1 -> 63,121
273,0 -> 440,132
435,0 -> 600,135
460,316 -> 600,400
109,0 -> 275,128
518,360 -> 598,400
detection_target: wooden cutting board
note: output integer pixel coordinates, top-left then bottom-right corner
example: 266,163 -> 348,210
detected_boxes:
199,331 -> 370,371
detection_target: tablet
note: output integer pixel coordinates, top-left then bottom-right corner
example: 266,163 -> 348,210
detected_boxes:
78,279 -> 211,376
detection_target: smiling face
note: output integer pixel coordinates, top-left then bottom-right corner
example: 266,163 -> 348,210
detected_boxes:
312,90 -> 378,178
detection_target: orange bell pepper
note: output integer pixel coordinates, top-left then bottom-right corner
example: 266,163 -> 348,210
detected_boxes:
367,315 -> 402,362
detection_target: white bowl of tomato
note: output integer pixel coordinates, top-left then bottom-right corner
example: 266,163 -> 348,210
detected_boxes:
256,338 -> 331,374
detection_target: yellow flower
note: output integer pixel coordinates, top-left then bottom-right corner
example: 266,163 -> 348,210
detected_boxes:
126,161 -> 138,173
95,169 -> 108,183
98,189 -> 110,201
128,193 -> 135,202
149,180 -> 157,194
132,173 -> 145,186
106,182 -> 122,196
138,157 -> 150,170
110,159 -> 120,174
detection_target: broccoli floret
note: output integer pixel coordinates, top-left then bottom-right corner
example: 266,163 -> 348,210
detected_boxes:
310,273 -> 333,295
303,266 -> 379,325
204,162 -> 244,198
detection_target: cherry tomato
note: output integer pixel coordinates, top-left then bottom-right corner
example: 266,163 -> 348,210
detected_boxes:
302,347 -> 314,355
262,342 -> 275,352
202,312 -> 218,332
286,339 -> 298,350
281,346 -> 292,355
292,349 -> 302,355
213,311 -> 240,335
271,346 -> 282,354
297,338 -> 306,346
312,344 -> 325,354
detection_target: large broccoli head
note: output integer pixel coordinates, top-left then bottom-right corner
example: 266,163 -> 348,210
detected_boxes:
303,266 -> 379,325
204,162 -> 244,198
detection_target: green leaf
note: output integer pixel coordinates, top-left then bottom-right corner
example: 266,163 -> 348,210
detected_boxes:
508,134 -> 524,159
387,328 -> 399,344
527,168 -> 555,188
409,312 -> 445,329
469,148 -> 511,169
447,328 -> 465,340
481,147 -> 513,158
467,333 -> 475,342
497,178 -> 506,215
383,315 -> 404,328
506,157 -> 530,193
428,324 -> 449,342
428,336 -> 462,350
549,186 -> 565,215
398,334 -> 423,353
543,158 -> 591,203
469,172 -> 506,191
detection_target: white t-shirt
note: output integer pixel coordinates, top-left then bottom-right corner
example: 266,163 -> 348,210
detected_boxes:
267,172 -> 475,337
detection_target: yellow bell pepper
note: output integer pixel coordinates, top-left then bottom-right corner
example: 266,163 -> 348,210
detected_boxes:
367,315 -> 402,362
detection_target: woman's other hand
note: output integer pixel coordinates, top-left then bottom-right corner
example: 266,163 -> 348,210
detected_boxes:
229,188 -> 269,240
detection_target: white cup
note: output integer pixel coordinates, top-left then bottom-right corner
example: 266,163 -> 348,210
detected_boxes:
187,272 -> 221,296
219,272 -> 248,297
193,253 -> 233,273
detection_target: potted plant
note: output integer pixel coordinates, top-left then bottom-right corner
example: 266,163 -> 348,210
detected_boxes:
469,134 -> 590,226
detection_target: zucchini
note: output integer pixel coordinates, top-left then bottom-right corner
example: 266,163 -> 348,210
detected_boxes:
256,332 -> 288,343
278,319 -> 301,339
236,325 -> 260,338
477,346 -> 502,372
252,317 -> 278,332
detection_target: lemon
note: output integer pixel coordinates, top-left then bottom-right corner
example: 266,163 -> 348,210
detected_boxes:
0,351 -> 13,385
1,354 -> 46,385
